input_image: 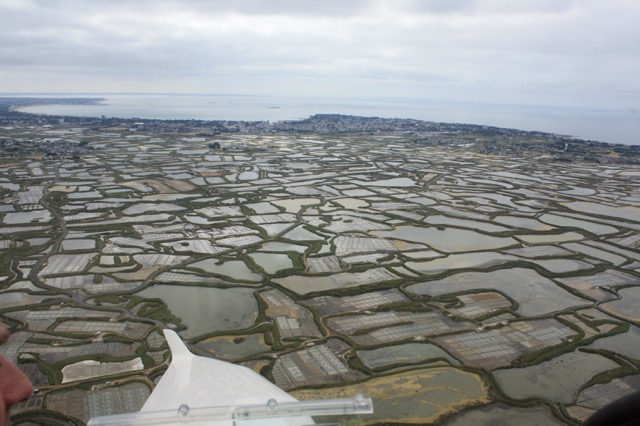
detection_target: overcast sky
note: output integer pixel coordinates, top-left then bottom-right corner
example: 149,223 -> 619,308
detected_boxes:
1,0 -> 638,109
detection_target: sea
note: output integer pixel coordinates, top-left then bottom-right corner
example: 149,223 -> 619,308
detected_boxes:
4,93 -> 639,145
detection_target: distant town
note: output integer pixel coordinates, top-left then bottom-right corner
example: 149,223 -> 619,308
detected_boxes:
2,97 -> 639,163
1,97 -> 640,425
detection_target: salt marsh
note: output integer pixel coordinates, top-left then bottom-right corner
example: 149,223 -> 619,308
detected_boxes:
3,121 -> 640,425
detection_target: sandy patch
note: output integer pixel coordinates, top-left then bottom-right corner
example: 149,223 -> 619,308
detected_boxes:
292,367 -> 490,424
62,358 -> 143,383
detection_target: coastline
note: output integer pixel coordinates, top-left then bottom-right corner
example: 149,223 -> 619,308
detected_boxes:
4,97 -> 105,113
1,94 -> 637,145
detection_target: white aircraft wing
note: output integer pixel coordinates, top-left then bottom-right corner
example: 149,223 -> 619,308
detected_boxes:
88,330 -> 372,426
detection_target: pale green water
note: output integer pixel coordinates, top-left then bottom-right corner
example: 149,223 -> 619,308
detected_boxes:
61,239 -> 96,251
406,268 -> 590,316
538,213 -> 618,235
601,287 -> 640,321
563,201 -> 640,222
493,215 -> 555,231
188,259 -> 262,282
425,215 -> 511,233
272,198 -> 320,213
282,225 -> 324,241
493,351 -> 619,404
137,285 -> 258,338
259,241 -> 308,253
249,252 -> 294,274
0,292 -> 50,309
358,343 -> 460,369
373,226 -> 518,253
406,252 -> 517,275
352,177 -> 416,187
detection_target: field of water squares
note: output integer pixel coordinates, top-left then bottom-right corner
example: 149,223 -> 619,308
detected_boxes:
1,122 -> 640,424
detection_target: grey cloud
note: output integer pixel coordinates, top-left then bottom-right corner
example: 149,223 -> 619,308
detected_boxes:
387,0 -> 476,15
32,0 -> 371,17
0,0 -> 638,109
